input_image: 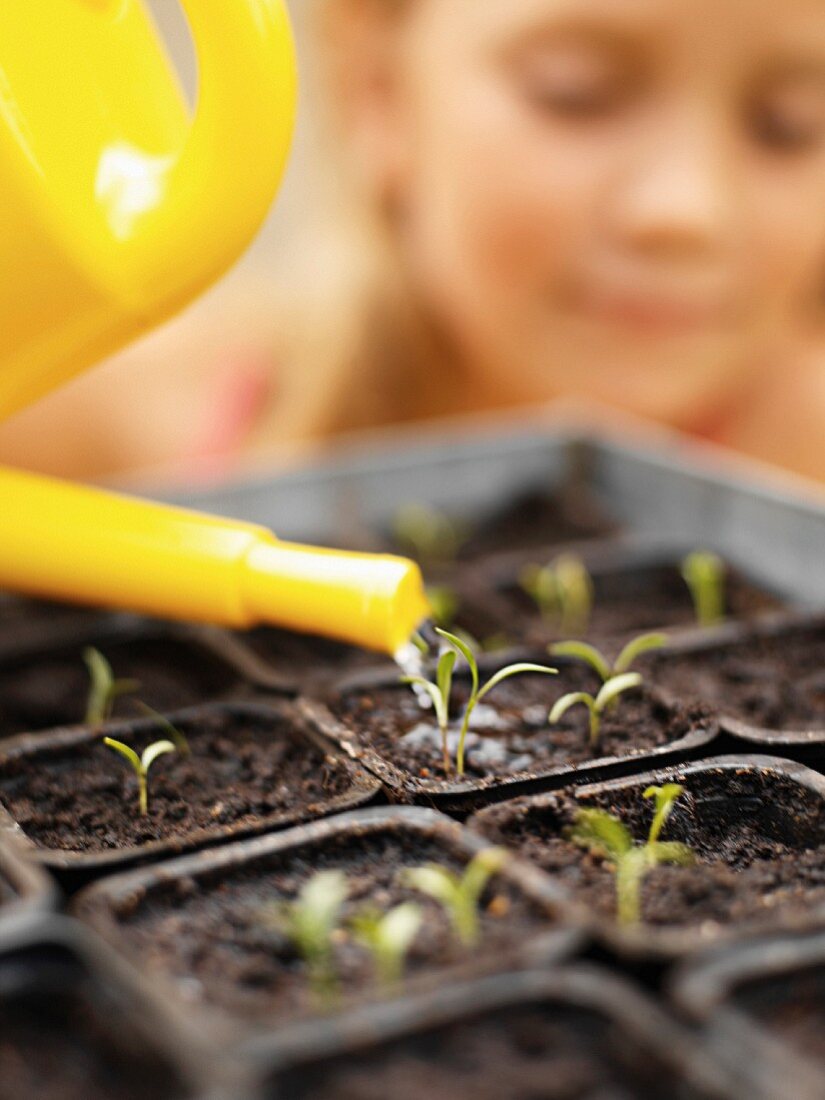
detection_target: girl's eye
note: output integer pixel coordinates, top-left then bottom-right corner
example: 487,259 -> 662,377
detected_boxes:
515,49 -> 631,121
750,87 -> 825,155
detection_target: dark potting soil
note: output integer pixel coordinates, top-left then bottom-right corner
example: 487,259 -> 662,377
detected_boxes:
0,976 -> 185,1100
106,829 -> 550,1023
733,968 -> 825,1070
331,669 -> 711,782
493,562 -> 783,648
243,627 -> 394,685
644,623 -> 825,731
476,770 -> 825,932
0,636 -> 240,739
453,488 -> 617,561
268,1000 -> 706,1100
0,710 -> 352,853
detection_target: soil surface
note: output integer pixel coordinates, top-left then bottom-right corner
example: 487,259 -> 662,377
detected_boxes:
243,627 -> 395,687
269,1000 -> 704,1100
475,769 -> 825,932
105,827 -> 552,1023
330,668 -> 712,783
492,562 -> 783,649
0,709 -> 353,852
0,636 -> 240,739
0,972 -> 185,1100
644,623 -> 825,731
451,488 -> 618,561
735,970 -> 825,1069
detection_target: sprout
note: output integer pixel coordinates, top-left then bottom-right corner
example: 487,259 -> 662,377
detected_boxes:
392,503 -> 466,564
103,737 -> 177,816
548,672 -> 642,749
519,554 -> 593,635
83,647 -> 139,728
350,902 -> 423,989
550,633 -> 667,683
269,870 -> 348,1003
135,702 -> 191,757
681,551 -> 725,626
567,784 -> 694,924
402,629 -> 557,776
402,847 -> 508,947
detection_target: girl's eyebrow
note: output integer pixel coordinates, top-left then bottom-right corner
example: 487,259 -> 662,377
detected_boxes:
505,17 -> 653,59
759,58 -> 825,92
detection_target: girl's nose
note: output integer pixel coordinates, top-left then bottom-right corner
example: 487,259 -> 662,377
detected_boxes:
608,103 -> 738,259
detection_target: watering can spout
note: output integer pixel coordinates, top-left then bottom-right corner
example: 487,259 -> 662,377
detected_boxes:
120,0 -> 297,313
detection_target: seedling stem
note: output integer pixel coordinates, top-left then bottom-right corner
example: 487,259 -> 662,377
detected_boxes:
103,737 -> 177,815
403,847 -> 508,947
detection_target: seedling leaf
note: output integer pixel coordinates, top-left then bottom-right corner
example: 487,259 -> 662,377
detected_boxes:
436,628 -> 478,698
614,633 -> 668,674
595,673 -> 642,711
403,633 -> 556,776
436,650 -> 456,712
83,647 -> 140,727
549,692 -> 593,725
478,663 -> 557,699
270,870 -> 348,1004
568,787 -> 693,925
103,736 -> 177,816
142,739 -> 176,772
402,865 -> 457,907
351,902 -> 423,988
402,847 -> 507,947
103,737 -> 140,774
681,551 -> 725,627
567,808 -> 633,861
649,841 -> 695,866
550,641 -> 611,682
136,702 -> 191,756
643,783 -> 686,845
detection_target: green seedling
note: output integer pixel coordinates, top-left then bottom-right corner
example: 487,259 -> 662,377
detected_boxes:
83,647 -> 140,728
392,502 -> 466,564
269,870 -> 348,1004
519,554 -> 593,636
567,784 -> 694,924
402,628 -> 557,776
402,847 -> 508,947
550,632 -> 668,682
681,550 -> 725,626
548,672 -> 642,748
136,702 -> 191,757
103,737 -> 177,816
350,902 -> 423,989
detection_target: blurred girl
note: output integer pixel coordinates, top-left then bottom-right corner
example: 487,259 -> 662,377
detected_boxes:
3,0 -> 825,480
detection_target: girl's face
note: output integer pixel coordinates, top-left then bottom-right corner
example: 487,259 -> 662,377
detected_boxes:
367,0 -> 825,427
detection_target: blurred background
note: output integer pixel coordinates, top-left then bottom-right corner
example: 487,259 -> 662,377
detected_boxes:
1,0 -> 825,486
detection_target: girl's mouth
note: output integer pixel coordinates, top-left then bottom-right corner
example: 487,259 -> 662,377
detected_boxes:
576,286 -> 728,335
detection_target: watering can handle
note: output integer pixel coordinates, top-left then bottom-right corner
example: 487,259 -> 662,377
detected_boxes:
124,0 -> 297,310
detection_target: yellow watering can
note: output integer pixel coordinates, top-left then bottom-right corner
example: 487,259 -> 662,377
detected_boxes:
0,0 -> 428,655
